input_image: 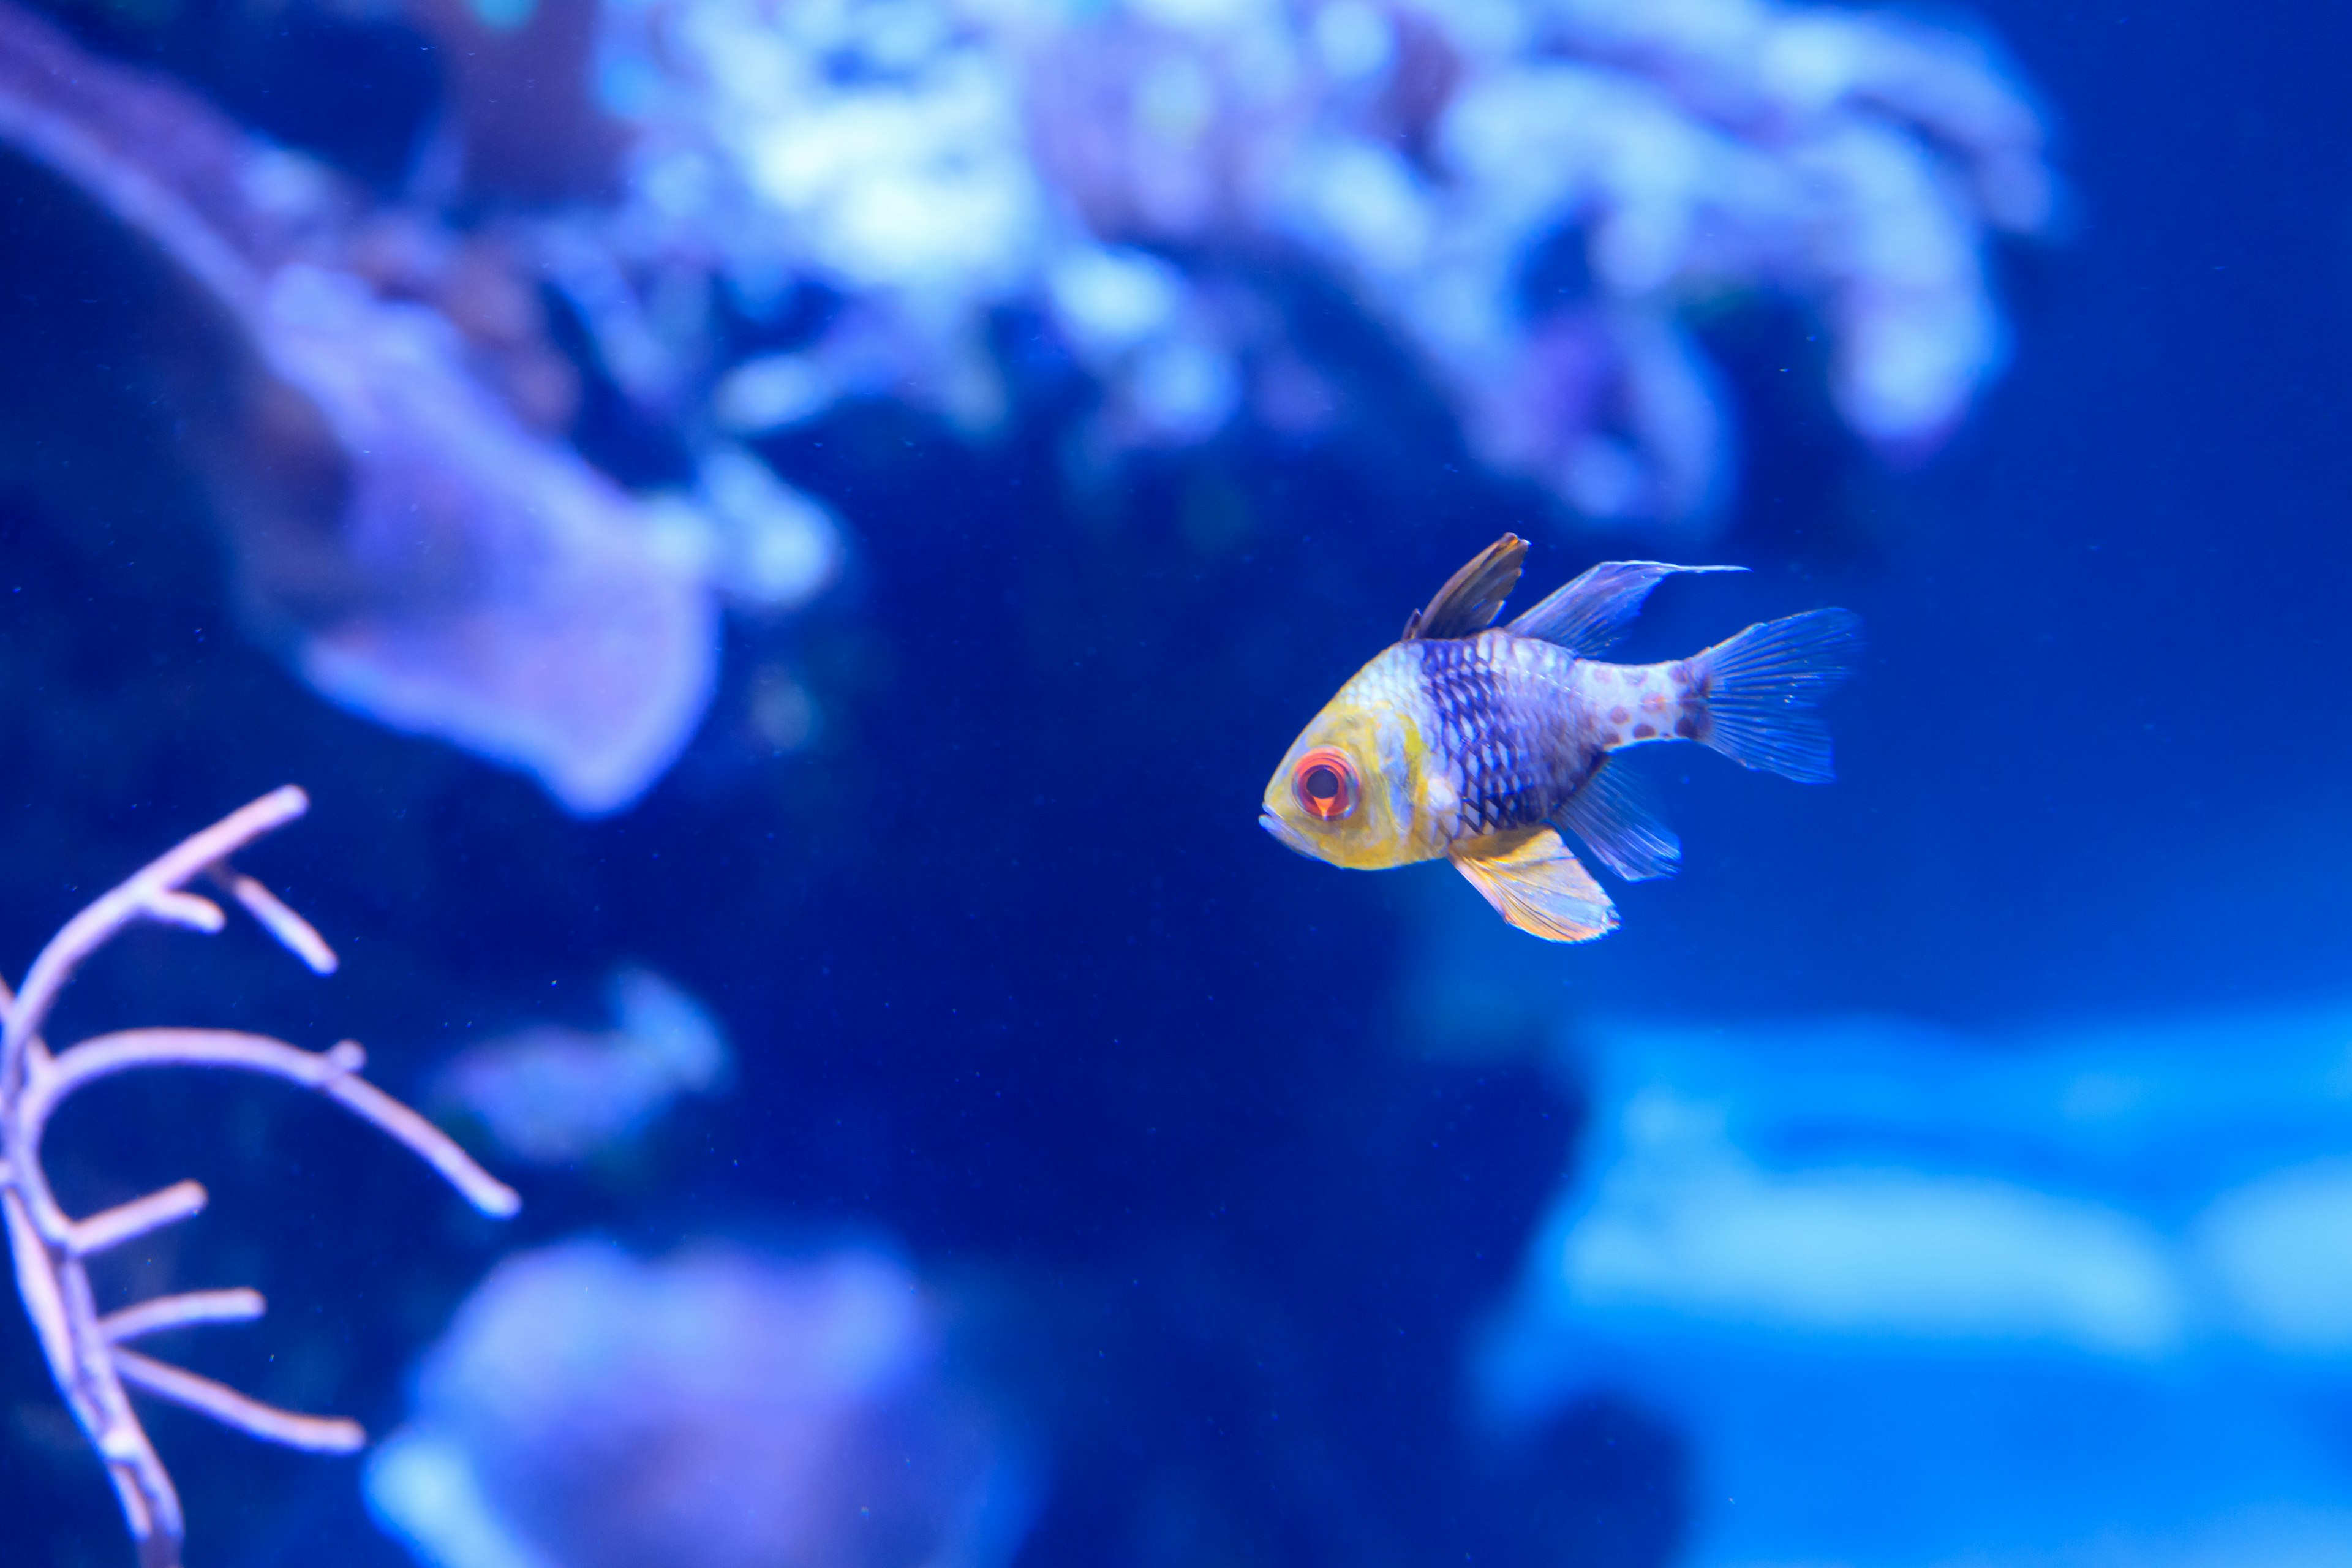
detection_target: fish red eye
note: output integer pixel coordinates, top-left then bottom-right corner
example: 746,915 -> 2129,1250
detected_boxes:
1292,747 -> 1359,822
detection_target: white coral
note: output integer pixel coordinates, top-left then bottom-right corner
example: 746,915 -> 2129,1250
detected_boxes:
583,0 -> 2055,527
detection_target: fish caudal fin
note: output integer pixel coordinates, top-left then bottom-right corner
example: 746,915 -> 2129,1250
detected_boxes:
1450,827 -> 1619,943
1506,561 -> 1744,656
1688,608 -> 1864,783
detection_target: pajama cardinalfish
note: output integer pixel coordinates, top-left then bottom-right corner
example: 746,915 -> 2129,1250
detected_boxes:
1259,536 -> 1861,941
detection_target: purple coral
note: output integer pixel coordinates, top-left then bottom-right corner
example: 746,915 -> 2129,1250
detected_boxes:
0,2 -> 836,814
367,1239 -> 1036,1568
0,786 -> 518,1568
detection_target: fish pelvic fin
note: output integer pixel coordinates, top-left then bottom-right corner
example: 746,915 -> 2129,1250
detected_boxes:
1686,608 -> 1864,783
1555,758 -> 1681,881
1408,535 -> 1529,640
1506,561 -> 1744,655
1449,827 -> 1619,943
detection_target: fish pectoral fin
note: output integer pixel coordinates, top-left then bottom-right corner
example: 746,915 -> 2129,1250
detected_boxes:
1449,828 -> 1619,943
1409,535 -> 1528,640
1555,758 -> 1681,881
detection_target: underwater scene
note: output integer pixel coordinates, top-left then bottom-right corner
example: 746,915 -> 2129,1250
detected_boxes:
0,0 -> 2343,1563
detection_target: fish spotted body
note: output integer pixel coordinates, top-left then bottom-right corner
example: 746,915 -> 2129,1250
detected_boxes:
1260,537 -> 1861,941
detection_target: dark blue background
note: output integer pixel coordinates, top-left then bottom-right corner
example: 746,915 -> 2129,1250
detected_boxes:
0,1 -> 2346,1563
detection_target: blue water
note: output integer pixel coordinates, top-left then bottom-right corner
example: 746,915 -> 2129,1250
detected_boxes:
0,1 -> 2347,1565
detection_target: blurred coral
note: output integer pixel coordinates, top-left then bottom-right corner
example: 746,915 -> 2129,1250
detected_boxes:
576,0 -> 2054,527
0,0 -> 2046,809
0,0 -> 838,813
0,788 -> 517,1568
434,967 -> 732,1166
367,1239 -> 1037,1568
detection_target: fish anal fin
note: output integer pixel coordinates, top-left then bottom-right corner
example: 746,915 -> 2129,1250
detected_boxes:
1450,827 -> 1619,943
1556,758 -> 1681,881
1411,535 -> 1528,641
1506,560 -> 1744,655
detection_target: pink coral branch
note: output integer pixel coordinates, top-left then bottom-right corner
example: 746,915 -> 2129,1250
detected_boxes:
69,1182 -> 209,1259
0,788 -> 519,1568
326,1069 -> 522,1217
19,1028 -> 519,1221
213,872 -> 337,976
115,1348 -> 367,1453
2,1186 -> 184,1548
140,892 -> 227,935
2,785 -> 311,1091
101,1288 -> 267,1344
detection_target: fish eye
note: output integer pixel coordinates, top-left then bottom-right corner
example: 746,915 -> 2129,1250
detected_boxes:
1292,747 -> 1359,822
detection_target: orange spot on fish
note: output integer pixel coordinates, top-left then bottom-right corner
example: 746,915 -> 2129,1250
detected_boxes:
1633,723 -> 1657,741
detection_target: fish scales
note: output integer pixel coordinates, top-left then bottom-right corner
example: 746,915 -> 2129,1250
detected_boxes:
1260,535 -> 1859,943
1416,631 -> 1588,840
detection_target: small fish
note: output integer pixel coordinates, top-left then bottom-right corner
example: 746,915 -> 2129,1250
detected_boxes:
1259,535 -> 1861,941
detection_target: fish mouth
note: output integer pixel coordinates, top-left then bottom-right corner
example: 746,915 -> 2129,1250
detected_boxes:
1259,811 -> 1319,860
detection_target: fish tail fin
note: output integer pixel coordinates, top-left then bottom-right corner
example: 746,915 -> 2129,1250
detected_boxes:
1687,608 -> 1863,783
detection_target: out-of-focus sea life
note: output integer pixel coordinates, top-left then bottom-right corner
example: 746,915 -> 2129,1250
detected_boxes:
366,1238 -> 1037,1568
1261,535 -> 1859,940
433,967 -> 731,1167
0,788 -> 517,1568
577,0 -> 2053,527
0,0 -> 2043,810
1476,1008 -> 2352,1566
0,0 -> 839,815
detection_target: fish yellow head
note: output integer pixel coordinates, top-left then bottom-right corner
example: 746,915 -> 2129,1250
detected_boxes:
1260,647 -> 1436,870
1261,535 -> 1529,873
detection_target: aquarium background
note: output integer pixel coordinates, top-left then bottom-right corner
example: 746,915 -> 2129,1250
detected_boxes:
0,0 -> 2348,1564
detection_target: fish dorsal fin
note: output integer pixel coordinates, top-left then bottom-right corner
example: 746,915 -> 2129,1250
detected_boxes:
1448,826 -> 1618,943
1506,561 -> 1745,655
1555,758 -> 1681,882
1408,535 -> 1528,641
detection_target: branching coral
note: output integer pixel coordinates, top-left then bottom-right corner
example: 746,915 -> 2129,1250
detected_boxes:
0,787 -> 518,1568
